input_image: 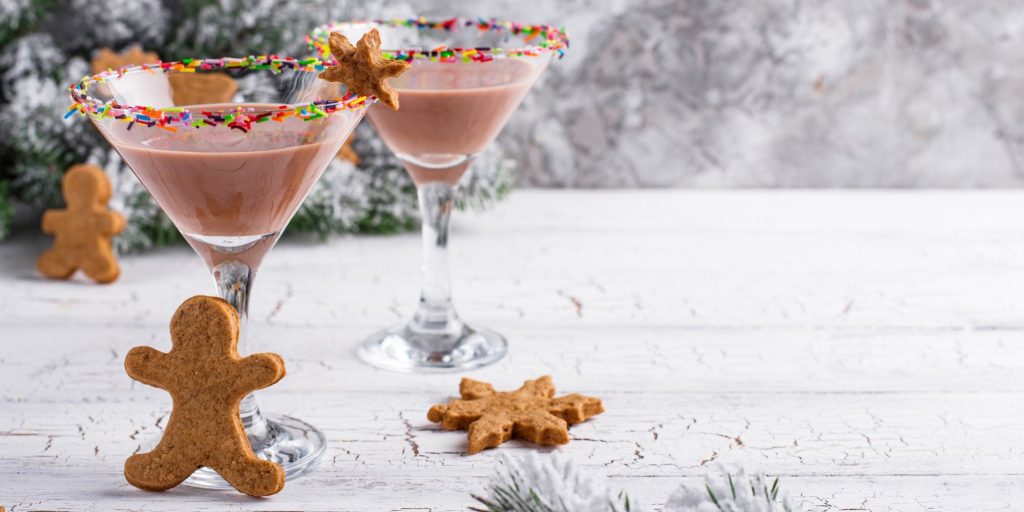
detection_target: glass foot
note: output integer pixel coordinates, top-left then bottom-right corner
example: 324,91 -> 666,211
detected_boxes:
358,322 -> 508,373
183,413 -> 326,490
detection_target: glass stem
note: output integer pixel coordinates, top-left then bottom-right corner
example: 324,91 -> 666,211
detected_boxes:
411,182 -> 464,349
212,259 -> 270,445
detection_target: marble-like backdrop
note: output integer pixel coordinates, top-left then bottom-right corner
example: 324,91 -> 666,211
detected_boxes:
342,1 -> 1024,187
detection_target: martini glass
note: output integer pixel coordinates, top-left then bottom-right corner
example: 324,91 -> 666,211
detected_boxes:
68,56 -> 370,487
309,19 -> 568,372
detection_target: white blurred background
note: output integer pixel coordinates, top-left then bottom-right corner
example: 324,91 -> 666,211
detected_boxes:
402,0 -> 1024,188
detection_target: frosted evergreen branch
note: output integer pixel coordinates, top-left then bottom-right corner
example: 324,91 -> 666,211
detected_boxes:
0,180 -> 12,239
0,0 -> 39,47
665,465 -> 802,512
471,453 -> 640,512
457,144 -> 517,212
0,1 -> 514,245
473,456 -> 809,512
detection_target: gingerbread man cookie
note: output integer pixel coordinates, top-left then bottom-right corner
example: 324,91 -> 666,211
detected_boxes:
124,296 -> 286,496
91,46 -> 237,106
90,46 -> 159,74
337,132 -> 359,165
168,72 -> 238,106
318,28 -> 410,110
428,376 -> 604,454
37,164 -> 125,283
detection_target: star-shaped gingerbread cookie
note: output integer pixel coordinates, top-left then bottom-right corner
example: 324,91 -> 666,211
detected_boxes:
428,376 -> 604,454
318,28 -> 410,110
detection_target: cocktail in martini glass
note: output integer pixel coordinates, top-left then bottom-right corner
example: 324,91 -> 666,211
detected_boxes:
68,55 -> 370,487
309,19 -> 568,372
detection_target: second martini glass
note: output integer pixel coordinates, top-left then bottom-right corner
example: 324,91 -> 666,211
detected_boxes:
310,18 -> 568,372
69,56 -> 370,487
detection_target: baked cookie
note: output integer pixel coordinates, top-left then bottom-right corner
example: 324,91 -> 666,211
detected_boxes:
91,46 -> 237,106
124,296 -> 286,497
318,28 -> 410,110
168,72 -> 238,106
37,164 -> 125,283
90,46 -> 159,74
428,376 -> 604,454
337,132 -> 359,165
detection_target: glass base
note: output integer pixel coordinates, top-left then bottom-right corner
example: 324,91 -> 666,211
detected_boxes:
357,322 -> 508,373
182,413 -> 326,490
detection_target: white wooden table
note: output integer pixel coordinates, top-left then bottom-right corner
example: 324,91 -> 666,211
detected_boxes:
1,190 -> 1023,511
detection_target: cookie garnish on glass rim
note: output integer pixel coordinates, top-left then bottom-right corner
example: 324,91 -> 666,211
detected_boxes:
318,28 -> 410,110
428,376 -> 604,454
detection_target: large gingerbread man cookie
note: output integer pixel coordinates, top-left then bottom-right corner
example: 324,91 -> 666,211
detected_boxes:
428,376 -> 604,454
124,296 -> 286,496
37,164 -> 125,283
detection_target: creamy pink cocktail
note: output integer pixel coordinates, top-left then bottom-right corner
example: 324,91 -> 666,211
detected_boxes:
368,59 -> 538,185
114,105 -> 343,269
69,56 -> 370,488
311,18 -> 568,373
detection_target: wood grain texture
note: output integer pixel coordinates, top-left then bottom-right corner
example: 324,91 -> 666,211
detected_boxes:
1,190 -> 1023,511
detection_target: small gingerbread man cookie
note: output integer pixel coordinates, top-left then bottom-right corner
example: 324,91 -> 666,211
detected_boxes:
168,72 -> 238,106
37,164 -> 125,283
124,296 -> 286,496
91,46 -> 238,106
337,132 -> 359,165
428,376 -> 604,454
318,28 -> 410,110
90,46 -> 159,75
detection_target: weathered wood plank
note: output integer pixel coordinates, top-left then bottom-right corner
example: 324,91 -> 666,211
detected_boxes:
2,391 -> 1022,479
2,473 -> 1022,512
2,324 -> 1024,399
4,192 -> 1024,331
2,191 -> 1024,510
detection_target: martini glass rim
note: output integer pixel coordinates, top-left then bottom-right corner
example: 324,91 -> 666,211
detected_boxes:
308,17 -> 569,62
66,54 -> 374,131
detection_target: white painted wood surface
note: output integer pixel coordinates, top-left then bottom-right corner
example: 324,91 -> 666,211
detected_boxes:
1,190 -> 1023,511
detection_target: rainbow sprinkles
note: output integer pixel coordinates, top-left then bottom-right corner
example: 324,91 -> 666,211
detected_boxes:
307,18 -> 570,63
67,55 -> 371,132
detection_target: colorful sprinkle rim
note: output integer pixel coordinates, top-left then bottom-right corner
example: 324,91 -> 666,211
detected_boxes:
307,17 -> 569,63
66,55 -> 372,132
